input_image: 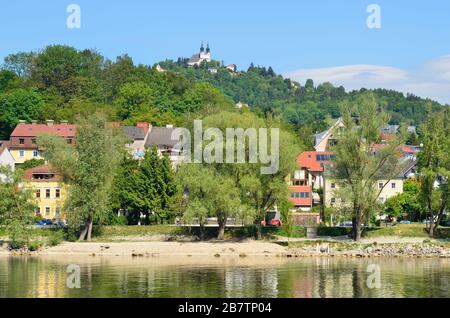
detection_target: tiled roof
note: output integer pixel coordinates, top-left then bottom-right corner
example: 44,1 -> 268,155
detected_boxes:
381,133 -> 396,141
11,123 -> 76,137
145,127 -> 178,148
297,151 -> 334,172
23,164 -> 61,182
121,126 -> 146,141
400,145 -> 416,154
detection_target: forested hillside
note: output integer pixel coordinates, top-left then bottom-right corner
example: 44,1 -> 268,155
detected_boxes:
159,59 -> 446,133
0,45 -> 446,143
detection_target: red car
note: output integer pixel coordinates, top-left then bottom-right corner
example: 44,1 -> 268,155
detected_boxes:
261,211 -> 282,227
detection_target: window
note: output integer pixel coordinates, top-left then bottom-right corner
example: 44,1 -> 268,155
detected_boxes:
45,207 -> 51,216
31,138 -> 36,144
19,150 -> 24,157
45,189 -> 51,198
35,207 -> 41,216
331,183 -> 336,189
36,189 -> 41,198
33,150 -> 39,157
19,138 -> 25,145
290,192 -> 310,198
391,183 -> 396,189
67,139 -> 73,144
55,188 -> 61,198
379,183 -> 384,189
331,198 -> 336,204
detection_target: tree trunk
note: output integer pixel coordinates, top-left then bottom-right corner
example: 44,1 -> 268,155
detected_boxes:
78,215 -> 93,241
352,216 -> 362,241
86,216 -> 93,241
429,219 -> 434,237
78,226 -> 88,241
217,218 -> 226,240
256,224 -> 262,240
199,225 -> 205,241
319,190 -> 325,223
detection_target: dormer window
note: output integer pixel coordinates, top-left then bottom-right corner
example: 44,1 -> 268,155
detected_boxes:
32,173 -> 55,180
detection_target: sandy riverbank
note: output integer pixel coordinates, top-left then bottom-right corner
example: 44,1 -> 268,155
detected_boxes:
1,241 -> 287,257
1,236 -> 450,258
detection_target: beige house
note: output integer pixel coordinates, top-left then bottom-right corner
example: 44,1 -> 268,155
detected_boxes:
323,177 -> 404,208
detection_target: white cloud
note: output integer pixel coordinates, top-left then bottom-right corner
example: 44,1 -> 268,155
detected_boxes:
285,55 -> 450,105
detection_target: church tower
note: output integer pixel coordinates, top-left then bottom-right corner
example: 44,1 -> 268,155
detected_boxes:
199,42 -> 211,62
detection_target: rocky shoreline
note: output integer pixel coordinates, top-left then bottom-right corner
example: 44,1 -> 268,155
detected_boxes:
286,242 -> 450,258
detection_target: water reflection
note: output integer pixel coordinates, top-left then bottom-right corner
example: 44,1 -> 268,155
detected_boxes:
0,256 -> 449,298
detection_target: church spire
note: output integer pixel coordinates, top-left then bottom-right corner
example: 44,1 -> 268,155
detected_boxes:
206,42 -> 210,53
200,42 -> 205,53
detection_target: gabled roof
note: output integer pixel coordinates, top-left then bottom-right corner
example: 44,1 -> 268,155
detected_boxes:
399,159 -> 418,178
313,117 -> 344,150
0,140 -> 10,155
145,127 -> 178,148
121,126 -> 146,141
188,54 -> 201,64
11,123 -> 76,138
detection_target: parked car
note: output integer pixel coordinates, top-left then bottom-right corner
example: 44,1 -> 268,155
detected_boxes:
262,211 -> 282,227
35,219 -> 54,228
337,221 -> 353,227
399,220 -> 411,225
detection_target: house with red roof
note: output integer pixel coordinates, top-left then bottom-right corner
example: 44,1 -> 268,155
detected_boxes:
9,120 -> 76,164
288,150 -> 335,210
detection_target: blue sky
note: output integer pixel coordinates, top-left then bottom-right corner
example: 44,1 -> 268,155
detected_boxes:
1,0 -> 450,103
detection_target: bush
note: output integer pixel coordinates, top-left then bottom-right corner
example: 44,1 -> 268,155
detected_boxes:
28,240 -> 43,251
318,226 -> 352,237
8,222 -> 30,250
435,228 -> 450,239
47,230 -> 64,247
262,226 -> 306,238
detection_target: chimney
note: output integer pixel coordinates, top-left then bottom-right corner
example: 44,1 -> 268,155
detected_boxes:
19,120 -> 26,124
136,122 -> 151,135
46,120 -> 54,127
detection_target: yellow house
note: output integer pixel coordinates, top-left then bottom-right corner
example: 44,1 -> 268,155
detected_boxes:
23,164 -> 66,220
9,121 -> 76,164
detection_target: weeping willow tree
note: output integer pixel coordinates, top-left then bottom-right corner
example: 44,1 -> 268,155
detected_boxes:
38,113 -> 125,241
327,93 -> 405,241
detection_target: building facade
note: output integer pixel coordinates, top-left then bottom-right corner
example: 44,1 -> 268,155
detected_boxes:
9,120 -> 76,164
121,122 -> 151,159
23,165 -> 66,220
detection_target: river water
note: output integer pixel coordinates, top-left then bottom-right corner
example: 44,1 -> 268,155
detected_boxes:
0,256 -> 449,298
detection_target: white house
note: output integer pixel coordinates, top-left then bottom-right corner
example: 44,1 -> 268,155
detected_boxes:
0,141 -> 15,180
